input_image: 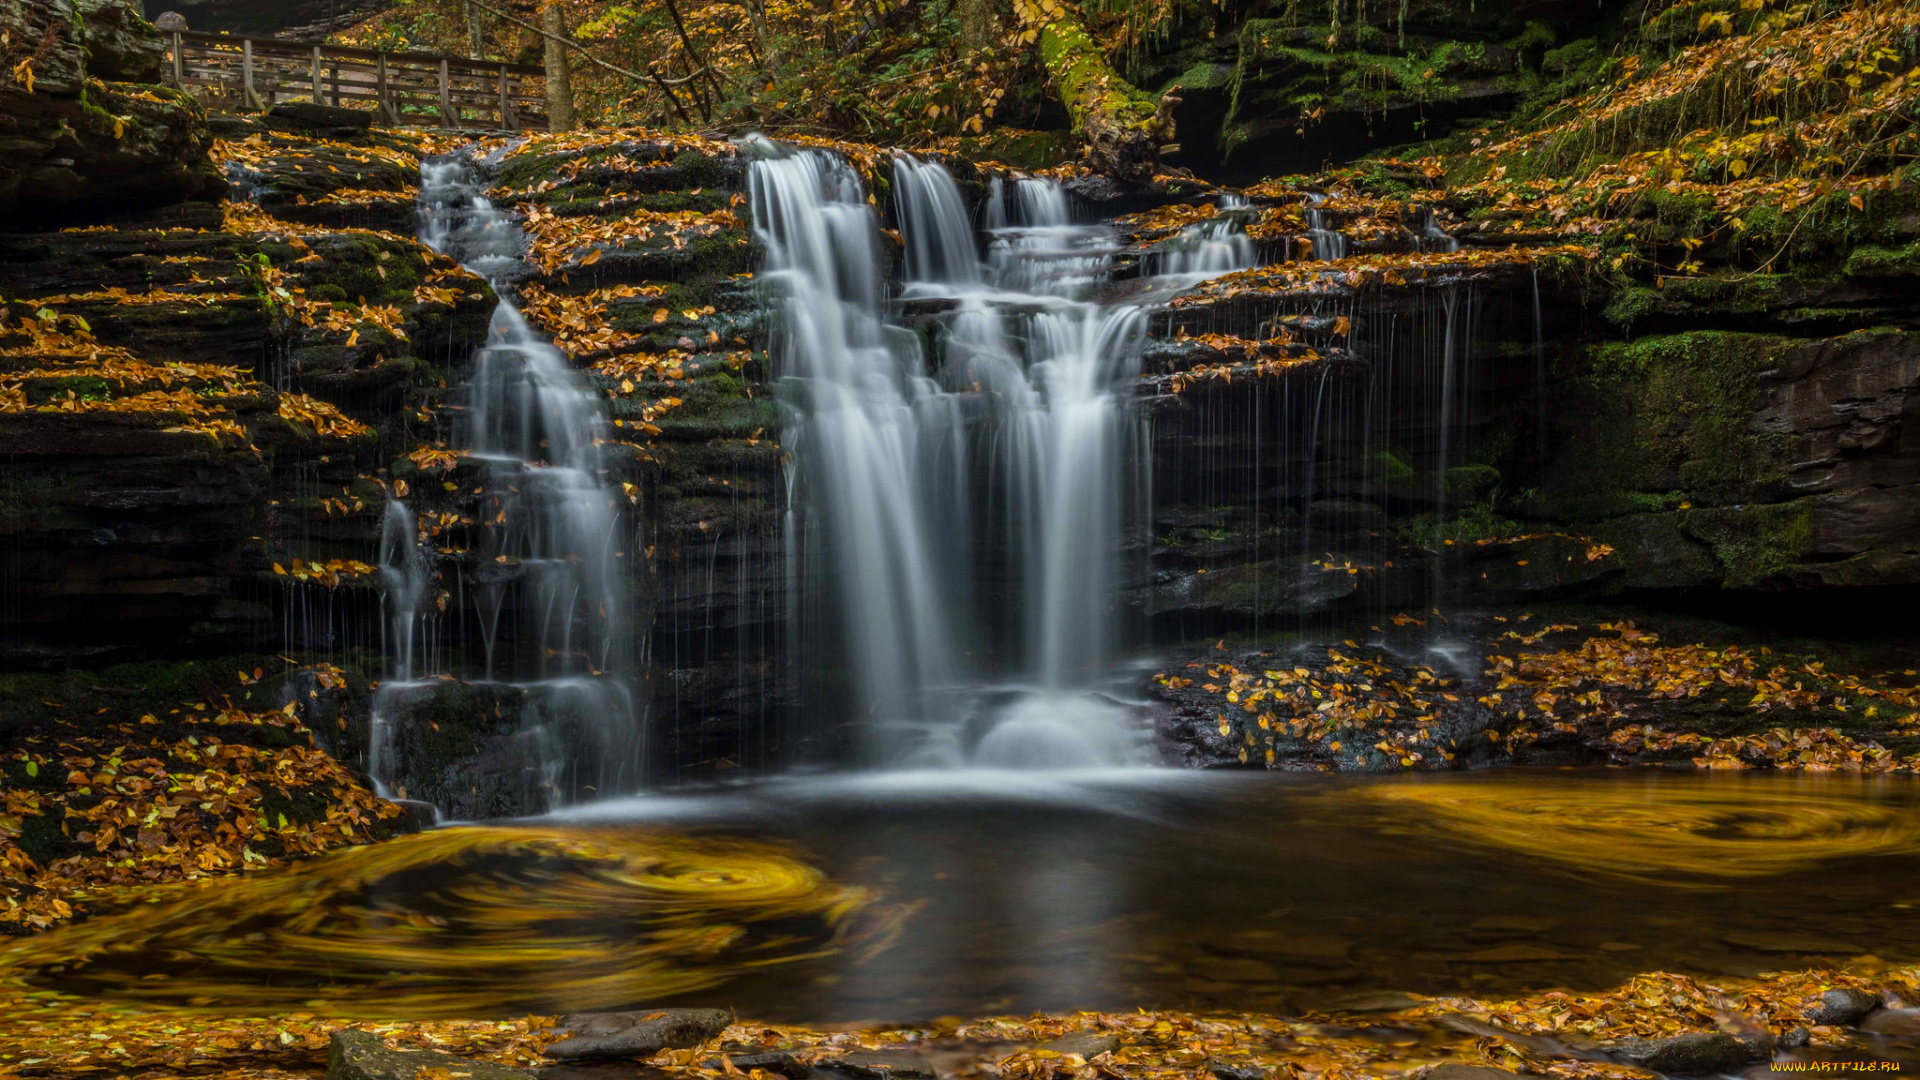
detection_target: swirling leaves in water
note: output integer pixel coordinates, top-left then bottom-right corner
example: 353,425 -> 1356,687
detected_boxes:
1355,775 -> 1920,885
0,826 -> 889,1018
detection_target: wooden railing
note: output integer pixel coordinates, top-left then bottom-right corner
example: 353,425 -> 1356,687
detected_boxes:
166,31 -> 551,131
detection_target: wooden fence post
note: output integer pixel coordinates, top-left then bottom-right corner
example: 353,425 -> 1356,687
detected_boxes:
241,39 -> 260,110
311,46 -> 324,104
498,65 -> 516,130
438,58 -> 454,127
170,32 -> 184,89
376,53 -> 396,125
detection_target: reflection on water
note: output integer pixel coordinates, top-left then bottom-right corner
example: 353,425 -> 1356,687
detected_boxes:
1362,776 -> 1920,883
8,770 -> 1920,1023
1,828 -> 888,1018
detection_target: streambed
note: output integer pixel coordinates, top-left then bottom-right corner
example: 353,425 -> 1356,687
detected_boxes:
9,769 -> 1919,1024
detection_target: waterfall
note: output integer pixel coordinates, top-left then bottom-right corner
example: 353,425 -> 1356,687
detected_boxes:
752,140 -> 1163,768
370,501 -> 429,798
750,140 -> 966,750
1419,205 -> 1460,254
1154,195 -> 1255,280
368,152 -> 641,807
1305,193 -> 1349,262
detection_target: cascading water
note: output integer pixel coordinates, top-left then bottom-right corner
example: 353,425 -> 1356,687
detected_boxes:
751,140 -> 1213,769
369,153 -> 641,807
1305,193 -> 1349,262
750,141 -> 966,755
1152,195 -> 1256,281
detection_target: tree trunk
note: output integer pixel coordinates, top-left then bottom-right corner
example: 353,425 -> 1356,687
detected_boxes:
1012,0 -> 1176,181
466,1 -> 484,59
541,2 -> 576,132
956,0 -> 995,52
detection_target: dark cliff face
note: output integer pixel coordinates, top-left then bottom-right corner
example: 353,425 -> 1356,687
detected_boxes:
0,0 -> 225,219
5,0 -> 1919,803
139,0 -> 375,38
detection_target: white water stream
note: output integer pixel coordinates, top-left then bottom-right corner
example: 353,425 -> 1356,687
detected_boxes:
750,139 -> 1253,768
371,154 -> 640,806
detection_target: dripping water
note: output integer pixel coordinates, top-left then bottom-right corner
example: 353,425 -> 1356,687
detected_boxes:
367,152 -> 641,808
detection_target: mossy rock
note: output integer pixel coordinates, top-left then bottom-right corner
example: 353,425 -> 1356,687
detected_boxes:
1683,502 -> 1815,588
1845,242 -> 1920,279
1548,330 -> 1795,516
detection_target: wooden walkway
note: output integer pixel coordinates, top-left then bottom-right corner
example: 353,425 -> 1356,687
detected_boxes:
165,31 -> 551,131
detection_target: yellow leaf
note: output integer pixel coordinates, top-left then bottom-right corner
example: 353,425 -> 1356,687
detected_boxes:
1728,158 -> 1747,178
653,308 -> 669,324
580,247 -> 603,266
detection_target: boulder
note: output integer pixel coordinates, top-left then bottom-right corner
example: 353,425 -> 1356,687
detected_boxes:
327,1030 -> 535,1080
0,0 -> 222,219
1426,1068 -> 1527,1080
1604,1032 -> 1771,1074
705,1052 -> 812,1079
76,0 -> 166,81
266,101 -> 376,134
822,1051 -> 937,1080
1038,1032 -> 1121,1058
544,1007 -> 733,1061
1805,987 -> 1881,1027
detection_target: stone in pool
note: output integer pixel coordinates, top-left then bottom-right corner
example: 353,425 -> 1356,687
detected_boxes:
545,1007 -> 734,1061
327,1030 -> 535,1080
1805,987 -> 1881,1026
705,1052 -> 813,1078
1038,1032 -> 1121,1058
1604,1032 -> 1772,1074
822,1049 -> 938,1079
1427,1067 -> 1527,1080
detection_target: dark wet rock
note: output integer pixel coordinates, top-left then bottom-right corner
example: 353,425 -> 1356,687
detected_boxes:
822,1051 -> 937,1079
1427,1067 -> 1528,1080
1325,990 -> 1428,1013
1038,1032 -> 1122,1058
1805,988 -> 1881,1026
1859,1008 -> 1920,1036
0,0 -> 222,219
266,101 -> 375,134
327,1030 -> 535,1080
704,1052 -> 812,1079
546,1008 -> 734,1061
1211,1064 -> 1268,1080
76,0 -> 168,82
1779,1027 -> 1811,1050
1604,1032 -> 1772,1074
388,799 -> 438,832
233,134 -> 417,231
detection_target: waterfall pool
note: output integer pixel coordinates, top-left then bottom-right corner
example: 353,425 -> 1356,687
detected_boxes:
9,769 -> 1919,1024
